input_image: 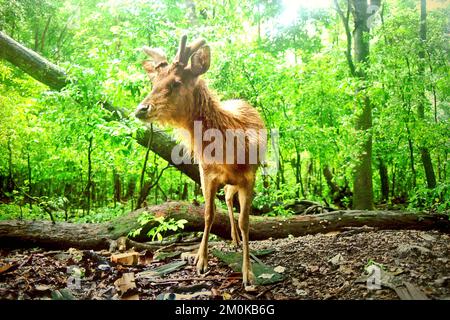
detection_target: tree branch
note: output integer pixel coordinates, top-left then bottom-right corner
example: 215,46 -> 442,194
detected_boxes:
334,0 -> 356,76
0,31 -> 200,184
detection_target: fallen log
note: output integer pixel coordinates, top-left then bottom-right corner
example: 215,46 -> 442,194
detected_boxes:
0,202 -> 448,250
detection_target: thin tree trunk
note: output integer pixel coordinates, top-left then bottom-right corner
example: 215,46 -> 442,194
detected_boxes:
137,128 -> 153,209
294,143 -> 304,198
40,16 -> 52,53
418,0 -> 437,189
113,170 -> 121,207
124,176 -> 136,201
86,136 -> 93,215
323,165 -> 339,194
391,164 -> 396,198
405,124 -> 417,188
34,26 -> 39,51
181,182 -> 189,200
27,151 -> 32,210
378,157 -> 389,202
6,136 -> 14,194
55,21 -> 69,61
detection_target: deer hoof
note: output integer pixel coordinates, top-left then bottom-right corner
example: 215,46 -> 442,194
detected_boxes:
244,285 -> 258,292
242,269 -> 255,287
196,256 -> 209,274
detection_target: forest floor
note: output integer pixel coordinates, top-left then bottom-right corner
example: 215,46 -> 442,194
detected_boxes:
1,229 -> 450,300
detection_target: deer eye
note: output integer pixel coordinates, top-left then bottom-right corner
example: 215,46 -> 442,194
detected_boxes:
171,80 -> 182,89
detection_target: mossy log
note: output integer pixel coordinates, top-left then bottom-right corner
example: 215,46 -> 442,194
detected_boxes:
0,202 -> 449,250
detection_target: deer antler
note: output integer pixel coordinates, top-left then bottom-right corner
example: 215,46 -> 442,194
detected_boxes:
175,35 -> 188,64
175,35 -> 206,66
143,46 -> 167,66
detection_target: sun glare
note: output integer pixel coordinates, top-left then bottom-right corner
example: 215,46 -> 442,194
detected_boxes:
279,0 -> 332,25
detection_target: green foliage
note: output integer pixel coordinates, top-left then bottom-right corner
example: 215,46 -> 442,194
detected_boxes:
0,0 -> 448,220
73,205 -> 129,223
264,204 -> 294,218
408,183 -> 450,214
129,213 -> 188,241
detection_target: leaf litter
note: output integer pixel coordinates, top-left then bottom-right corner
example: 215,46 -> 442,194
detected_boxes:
1,229 -> 449,300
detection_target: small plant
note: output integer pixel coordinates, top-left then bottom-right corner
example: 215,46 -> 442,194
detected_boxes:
408,183 -> 449,214
128,213 -> 188,241
364,259 -> 385,272
264,204 -> 294,217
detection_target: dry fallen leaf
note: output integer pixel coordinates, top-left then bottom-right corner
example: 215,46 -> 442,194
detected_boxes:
244,285 -> 257,293
0,263 -> 15,275
35,284 -> 51,291
309,265 -> 319,273
274,266 -> 286,273
258,273 -> 275,279
222,292 -> 232,300
328,253 -> 344,265
296,289 -> 308,296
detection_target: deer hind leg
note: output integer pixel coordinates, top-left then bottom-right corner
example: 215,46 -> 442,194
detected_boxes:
238,183 -> 255,287
194,174 -> 218,275
224,184 -> 241,247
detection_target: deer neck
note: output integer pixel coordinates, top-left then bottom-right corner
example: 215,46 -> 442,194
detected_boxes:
182,80 -> 225,132
176,80 -> 229,157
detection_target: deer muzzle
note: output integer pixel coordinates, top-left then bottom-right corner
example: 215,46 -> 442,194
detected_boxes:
135,103 -> 151,120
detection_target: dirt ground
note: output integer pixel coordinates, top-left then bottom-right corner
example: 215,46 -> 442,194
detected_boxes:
1,229 -> 450,300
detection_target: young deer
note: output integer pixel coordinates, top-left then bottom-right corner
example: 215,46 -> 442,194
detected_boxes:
135,36 -> 266,287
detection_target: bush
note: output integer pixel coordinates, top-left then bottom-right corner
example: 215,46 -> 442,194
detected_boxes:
408,183 -> 449,214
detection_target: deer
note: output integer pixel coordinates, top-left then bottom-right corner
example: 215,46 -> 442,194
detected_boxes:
135,35 -> 266,287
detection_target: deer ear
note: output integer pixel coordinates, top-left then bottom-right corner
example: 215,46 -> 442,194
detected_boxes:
190,45 -> 210,76
142,60 -> 157,80
142,46 -> 167,80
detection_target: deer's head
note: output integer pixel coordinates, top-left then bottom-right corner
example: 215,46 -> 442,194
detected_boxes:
135,35 -> 210,126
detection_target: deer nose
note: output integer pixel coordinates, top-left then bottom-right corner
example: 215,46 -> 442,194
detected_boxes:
135,104 -> 150,119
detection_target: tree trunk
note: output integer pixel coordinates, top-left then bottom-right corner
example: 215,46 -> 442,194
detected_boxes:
181,182 -> 189,200
124,177 -> 136,201
378,157 -> 389,202
27,151 -> 32,210
294,144 -> 304,198
323,165 -> 339,194
335,0 -> 374,209
0,31 -> 67,90
0,202 -> 448,250
351,0 -> 374,209
406,123 -> 417,188
6,136 -> 14,194
417,0 -> 437,189
113,170 -> 121,206
0,31 -> 200,185
85,136 -> 93,215
137,131 -> 153,209
40,15 -> 52,53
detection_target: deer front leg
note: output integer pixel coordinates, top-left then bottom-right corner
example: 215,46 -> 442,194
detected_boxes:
224,185 -> 241,247
195,174 -> 218,274
238,184 -> 255,287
